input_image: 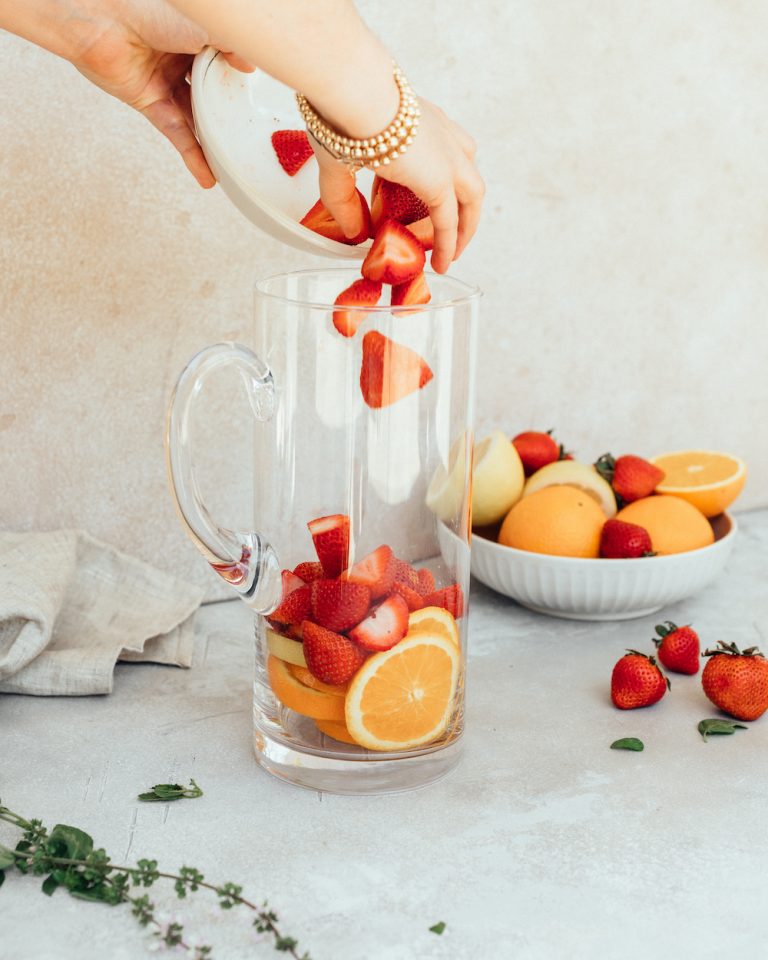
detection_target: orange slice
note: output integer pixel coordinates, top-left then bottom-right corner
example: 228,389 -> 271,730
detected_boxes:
345,633 -> 460,751
407,606 -> 460,648
315,718 -> 358,745
267,655 -> 346,722
651,450 -> 746,517
265,628 -> 307,668
287,662 -> 348,697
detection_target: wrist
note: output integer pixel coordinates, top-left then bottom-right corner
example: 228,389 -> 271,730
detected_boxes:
0,0 -> 94,62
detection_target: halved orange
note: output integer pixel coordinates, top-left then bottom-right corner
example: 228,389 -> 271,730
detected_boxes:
345,632 -> 460,751
266,628 -> 307,668
267,655 -> 346,722
315,718 -> 358,745
287,662 -> 348,697
651,450 -> 746,517
407,606 -> 460,648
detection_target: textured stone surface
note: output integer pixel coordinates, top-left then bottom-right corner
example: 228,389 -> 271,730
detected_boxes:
1,509 -> 767,959
1,2 -> 766,604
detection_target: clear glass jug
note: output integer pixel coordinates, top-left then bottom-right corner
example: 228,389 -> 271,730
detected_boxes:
166,268 -> 479,794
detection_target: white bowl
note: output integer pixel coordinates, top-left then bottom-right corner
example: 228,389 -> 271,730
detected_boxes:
190,47 -> 373,258
468,513 -> 738,621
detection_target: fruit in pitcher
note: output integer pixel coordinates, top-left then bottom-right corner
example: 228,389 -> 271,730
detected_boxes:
651,450 -> 746,517
349,594 -> 410,651
266,628 -> 307,668
341,544 -> 397,599
314,717 -> 358,745
611,651 -> 669,710
599,518 -> 654,559
471,430 -> 525,527
702,642 -> 768,721
308,514 -> 351,578
332,278 -> 382,338
293,561 -> 324,583
416,568 -> 436,596
615,495 -> 714,554
408,606 -> 460,649
391,273 -> 431,308
270,130 -> 314,176
423,584 -> 465,619
302,621 -> 367,686
287,662 -> 348,696
269,582 -> 312,626
512,430 -> 562,476
594,453 -> 665,505
361,220 -> 426,285
392,580 -> 425,611
310,579 -> 371,633
652,621 -> 700,675
499,485 -> 606,558
360,331 -> 433,408
345,631 -> 460,751
523,459 -> 617,518
267,655 -> 347,722
370,178 -> 429,229
300,190 -> 371,245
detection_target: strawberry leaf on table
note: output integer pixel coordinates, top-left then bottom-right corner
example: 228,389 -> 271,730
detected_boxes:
697,719 -> 748,742
610,738 -> 644,752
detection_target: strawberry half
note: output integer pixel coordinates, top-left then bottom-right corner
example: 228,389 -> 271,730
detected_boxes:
360,331 -> 433,409
392,580 -> 424,612
391,273 -> 431,309
599,519 -> 654,559
424,584 -> 465,619
361,220 -> 426,285
307,514 -> 350,578
415,568 -> 436,597
293,561 -> 324,583
405,216 -> 435,251
332,278 -> 382,338
393,559 -> 421,592
310,579 -> 371,633
300,190 -> 372,245
270,130 -> 313,176
342,544 -> 396,599
370,178 -> 429,229
270,583 -> 312,626
349,594 -> 410,652
302,621 -> 367,685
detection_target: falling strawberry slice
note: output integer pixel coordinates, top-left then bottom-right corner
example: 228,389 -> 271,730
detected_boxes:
342,544 -> 396,599
332,278 -> 383,338
349,594 -> 410,652
360,331 -> 433,409
404,216 -> 434,251
300,190 -> 371,245
361,220 -> 426,285
424,584 -> 465,619
310,579 -> 371,633
270,130 -> 314,176
307,514 -> 350,578
302,621 -> 367,685
391,273 -> 431,309
370,178 -> 430,230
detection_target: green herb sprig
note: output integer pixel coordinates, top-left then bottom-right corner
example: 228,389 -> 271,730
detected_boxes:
0,800 -> 308,959
137,779 -> 204,803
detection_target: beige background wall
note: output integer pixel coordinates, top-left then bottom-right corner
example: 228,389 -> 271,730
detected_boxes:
1,1 -> 766,599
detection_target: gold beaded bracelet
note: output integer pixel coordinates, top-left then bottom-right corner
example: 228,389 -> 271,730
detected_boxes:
295,64 -> 420,171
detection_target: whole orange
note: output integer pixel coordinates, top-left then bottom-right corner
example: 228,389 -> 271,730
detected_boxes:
616,495 -> 714,554
498,484 -> 606,558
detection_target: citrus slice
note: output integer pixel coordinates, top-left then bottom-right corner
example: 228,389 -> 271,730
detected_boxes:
315,718 -> 358,745
426,433 -> 469,522
523,460 -> 616,518
651,450 -> 746,517
345,632 -> 460,751
287,662 -> 348,697
266,628 -> 307,668
471,431 -> 525,526
267,655 -> 346,722
407,606 -> 460,648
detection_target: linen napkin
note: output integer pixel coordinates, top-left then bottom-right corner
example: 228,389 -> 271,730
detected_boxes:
0,529 -> 206,696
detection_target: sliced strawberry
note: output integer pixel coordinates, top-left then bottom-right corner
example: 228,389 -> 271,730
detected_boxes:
404,216 -> 434,251
270,583 -> 312,625
285,622 -> 305,641
393,559 -> 421,591
302,621 -> 367,685
300,189 -> 372,245
361,220 -> 426,285
391,273 -> 431,309
415,568 -> 436,597
349,594 -> 410,652
342,545 -> 396,599
307,514 -> 350,578
293,561 -> 324,583
270,130 -> 314,176
281,569 -> 305,595
370,178 -> 430,230
332,278 -> 382,338
360,331 -> 433,409
424,584 -> 465,619
310,579 -> 371,633
392,580 -> 424,612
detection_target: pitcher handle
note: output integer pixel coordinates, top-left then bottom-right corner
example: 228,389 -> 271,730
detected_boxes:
165,342 -> 282,613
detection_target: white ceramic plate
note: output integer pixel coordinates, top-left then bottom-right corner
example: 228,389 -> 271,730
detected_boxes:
190,47 -> 373,257
466,513 -> 737,621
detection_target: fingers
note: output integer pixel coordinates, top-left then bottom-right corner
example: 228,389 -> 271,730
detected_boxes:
221,51 -> 256,73
142,98 -> 216,189
428,193 -> 459,274
315,142 -> 363,239
454,167 -> 485,260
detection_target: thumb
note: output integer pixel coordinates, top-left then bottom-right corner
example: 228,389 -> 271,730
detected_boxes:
315,147 -> 363,240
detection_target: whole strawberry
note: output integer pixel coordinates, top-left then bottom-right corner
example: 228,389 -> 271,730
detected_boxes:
595,453 -> 665,505
512,430 -> 568,476
702,641 -> 768,721
611,650 -> 670,709
302,621 -> 367,685
600,519 -> 654,558
652,621 -> 700,674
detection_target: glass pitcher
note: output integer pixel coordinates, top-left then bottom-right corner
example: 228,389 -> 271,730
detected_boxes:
166,268 -> 479,794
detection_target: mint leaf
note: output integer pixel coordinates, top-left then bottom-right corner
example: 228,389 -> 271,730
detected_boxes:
698,719 -> 748,742
429,921 -> 446,935
48,825 -> 93,861
610,737 -> 644,751
138,780 -> 203,803
0,844 -> 16,870
41,875 -> 60,896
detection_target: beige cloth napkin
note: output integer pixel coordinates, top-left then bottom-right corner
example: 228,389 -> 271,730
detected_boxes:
0,530 -> 206,696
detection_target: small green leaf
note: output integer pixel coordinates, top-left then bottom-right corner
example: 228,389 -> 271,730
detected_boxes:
0,870 -> 5,889
48,825 -> 94,861
429,921 -> 447,935
138,780 -> 203,803
0,844 -> 16,870
610,737 -> 644,752
41,874 -> 60,896
698,718 -> 748,742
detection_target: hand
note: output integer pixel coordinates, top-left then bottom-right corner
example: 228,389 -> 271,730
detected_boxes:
314,98 -> 484,274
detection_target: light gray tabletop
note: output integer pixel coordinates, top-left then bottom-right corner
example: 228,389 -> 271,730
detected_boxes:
2,509 -> 767,960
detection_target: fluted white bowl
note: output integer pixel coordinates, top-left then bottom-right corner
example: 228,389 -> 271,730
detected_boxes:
468,513 -> 737,621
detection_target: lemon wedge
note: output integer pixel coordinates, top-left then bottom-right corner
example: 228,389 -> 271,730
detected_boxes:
523,459 -> 616,518
471,431 -> 525,526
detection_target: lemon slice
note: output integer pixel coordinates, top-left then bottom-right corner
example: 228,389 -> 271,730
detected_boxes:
408,606 -> 460,648
471,430 -> 525,526
426,433 -> 469,522
523,460 -> 616,518
266,628 -> 307,667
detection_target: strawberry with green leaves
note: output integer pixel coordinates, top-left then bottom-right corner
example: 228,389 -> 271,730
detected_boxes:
652,621 -> 700,675
512,430 -> 566,476
595,453 -> 665,506
611,650 -> 669,709
702,641 -> 768,721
